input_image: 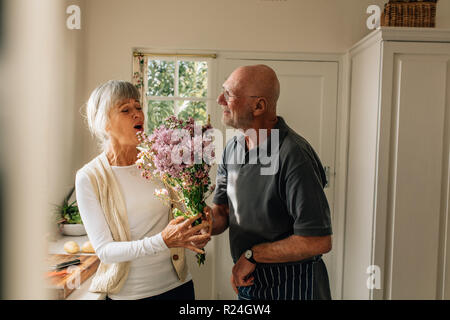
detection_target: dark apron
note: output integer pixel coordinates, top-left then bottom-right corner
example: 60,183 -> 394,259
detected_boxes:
238,255 -> 331,300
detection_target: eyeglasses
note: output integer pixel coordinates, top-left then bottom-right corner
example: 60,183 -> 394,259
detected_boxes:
221,89 -> 261,102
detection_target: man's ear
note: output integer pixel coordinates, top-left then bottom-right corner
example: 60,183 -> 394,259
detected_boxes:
253,98 -> 267,116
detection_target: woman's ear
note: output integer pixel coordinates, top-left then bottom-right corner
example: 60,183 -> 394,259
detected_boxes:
105,120 -> 111,133
105,108 -> 113,133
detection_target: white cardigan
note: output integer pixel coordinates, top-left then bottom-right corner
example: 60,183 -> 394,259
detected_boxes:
76,152 -> 189,298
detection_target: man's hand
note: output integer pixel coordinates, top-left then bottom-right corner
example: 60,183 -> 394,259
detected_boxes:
204,204 -> 230,235
231,253 -> 256,292
230,274 -> 238,294
203,206 -> 214,234
189,207 -> 214,249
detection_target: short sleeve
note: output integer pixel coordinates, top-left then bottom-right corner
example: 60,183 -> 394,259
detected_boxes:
284,160 -> 332,237
212,151 -> 228,205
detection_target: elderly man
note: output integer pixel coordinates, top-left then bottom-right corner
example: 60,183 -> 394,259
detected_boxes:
205,64 -> 332,300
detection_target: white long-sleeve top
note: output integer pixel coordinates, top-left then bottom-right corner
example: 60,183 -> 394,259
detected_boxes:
75,163 -> 191,300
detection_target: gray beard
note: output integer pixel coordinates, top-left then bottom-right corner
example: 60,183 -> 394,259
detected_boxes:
224,111 -> 253,130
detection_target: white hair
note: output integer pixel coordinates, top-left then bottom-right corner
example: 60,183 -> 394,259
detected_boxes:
85,80 -> 140,151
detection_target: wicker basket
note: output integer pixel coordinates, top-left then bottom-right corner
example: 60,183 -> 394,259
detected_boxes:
381,0 -> 438,28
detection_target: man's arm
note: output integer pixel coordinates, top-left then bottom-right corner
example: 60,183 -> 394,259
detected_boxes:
252,234 -> 332,263
205,204 -> 229,236
231,234 -> 332,289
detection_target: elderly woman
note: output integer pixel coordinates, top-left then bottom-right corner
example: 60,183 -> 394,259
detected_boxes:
75,80 -> 210,300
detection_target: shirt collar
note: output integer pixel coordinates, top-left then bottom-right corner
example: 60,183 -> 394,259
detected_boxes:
234,116 -> 289,156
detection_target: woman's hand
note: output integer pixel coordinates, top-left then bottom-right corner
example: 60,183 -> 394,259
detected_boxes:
161,214 -> 211,254
188,207 -> 214,249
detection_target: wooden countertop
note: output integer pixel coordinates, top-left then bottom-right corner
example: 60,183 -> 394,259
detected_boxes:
47,235 -> 106,300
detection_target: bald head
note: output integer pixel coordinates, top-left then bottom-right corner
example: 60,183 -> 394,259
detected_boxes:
230,64 -> 280,111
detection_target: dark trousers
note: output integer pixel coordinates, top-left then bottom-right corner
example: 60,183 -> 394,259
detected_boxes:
106,280 -> 195,301
238,256 -> 331,300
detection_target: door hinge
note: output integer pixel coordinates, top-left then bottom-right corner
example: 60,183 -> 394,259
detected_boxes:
324,166 -> 332,188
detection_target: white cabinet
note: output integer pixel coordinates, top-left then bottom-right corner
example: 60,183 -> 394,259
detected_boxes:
343,28 -> 450,299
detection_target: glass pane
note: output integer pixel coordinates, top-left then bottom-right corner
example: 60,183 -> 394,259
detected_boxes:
177,100 -> 207,124
147,100 -> 175,133
178,61 -> 208,98
147,60 -> 175,97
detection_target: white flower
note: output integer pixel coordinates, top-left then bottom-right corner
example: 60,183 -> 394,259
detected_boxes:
154,188 -> 169,196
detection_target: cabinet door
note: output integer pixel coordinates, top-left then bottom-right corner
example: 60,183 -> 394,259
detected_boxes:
376,42 -> 450,300
213,59 -> 339,299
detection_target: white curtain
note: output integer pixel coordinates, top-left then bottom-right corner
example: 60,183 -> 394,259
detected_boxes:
132,53 -> 148,128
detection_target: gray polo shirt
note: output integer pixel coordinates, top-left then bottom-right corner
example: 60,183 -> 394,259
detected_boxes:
213,117 -> 332,263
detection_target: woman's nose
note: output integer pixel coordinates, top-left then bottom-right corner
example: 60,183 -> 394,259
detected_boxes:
132,108 -> 143,119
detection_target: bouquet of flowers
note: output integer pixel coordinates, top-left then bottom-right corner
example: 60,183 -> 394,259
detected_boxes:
136,116 -> 215,265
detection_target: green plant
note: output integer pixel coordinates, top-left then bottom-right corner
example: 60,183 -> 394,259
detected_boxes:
54,186 -> 82,225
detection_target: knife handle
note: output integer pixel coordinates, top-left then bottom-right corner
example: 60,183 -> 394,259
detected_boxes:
51,259 -> 81,271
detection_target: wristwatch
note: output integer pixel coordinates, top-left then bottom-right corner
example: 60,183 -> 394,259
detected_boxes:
244,249 -> 256,264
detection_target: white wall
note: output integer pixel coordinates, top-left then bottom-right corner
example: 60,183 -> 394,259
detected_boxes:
71,0 -> 450,299
80,0 -> 450,160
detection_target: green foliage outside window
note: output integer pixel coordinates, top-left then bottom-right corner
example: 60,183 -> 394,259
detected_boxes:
178,61 -> 207,98
147,60 -> 208,133
178,101 -> 207,123
147,100 -> 175,132
147,60 -> 175,97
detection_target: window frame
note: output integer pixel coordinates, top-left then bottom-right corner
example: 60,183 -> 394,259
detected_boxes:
144,55 -> 214,129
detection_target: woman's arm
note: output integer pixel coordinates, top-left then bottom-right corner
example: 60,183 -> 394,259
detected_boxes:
75,171 -> 170,264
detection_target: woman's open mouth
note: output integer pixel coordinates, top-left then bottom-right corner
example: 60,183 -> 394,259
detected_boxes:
134,124 -> 144,131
